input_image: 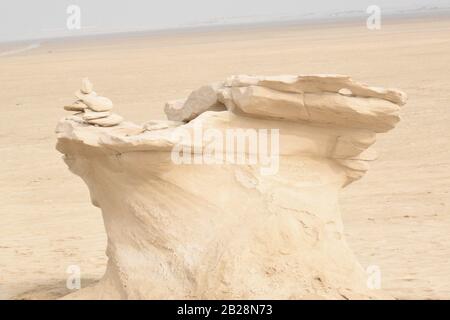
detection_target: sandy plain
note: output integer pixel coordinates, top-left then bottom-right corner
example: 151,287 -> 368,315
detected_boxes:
0,15 -> 449,299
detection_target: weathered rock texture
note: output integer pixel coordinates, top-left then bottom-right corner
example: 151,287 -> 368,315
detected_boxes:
56,75 -> 406,299
164,82 -> 226,122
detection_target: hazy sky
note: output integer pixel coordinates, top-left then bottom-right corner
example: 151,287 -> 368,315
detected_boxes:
0,0 -> 448,42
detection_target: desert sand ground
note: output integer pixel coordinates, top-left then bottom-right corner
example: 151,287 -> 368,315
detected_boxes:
0,15 -> 449,300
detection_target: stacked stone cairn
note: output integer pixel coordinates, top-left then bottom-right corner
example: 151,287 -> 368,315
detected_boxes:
64,78 -> 123,127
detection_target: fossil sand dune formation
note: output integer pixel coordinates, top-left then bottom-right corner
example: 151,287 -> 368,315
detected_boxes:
56,75 -> 406,299
1,17 -> 450,300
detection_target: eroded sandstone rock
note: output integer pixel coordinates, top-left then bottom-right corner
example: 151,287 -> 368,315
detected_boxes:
226,74 -> 407,105
56,74 -> 406,299
164,82 -> 226,121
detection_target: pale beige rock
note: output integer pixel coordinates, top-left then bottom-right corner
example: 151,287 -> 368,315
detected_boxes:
231,85 -> 308,119
225,74 -> 264,87
82,111 -> 111,121
332,134 -> 377,160
64,100 -> 88,112
86,113 -> 123,127
164,83 -> 226,122
63,80 -> 123,128
55,74 -> 406,300
217,88 -> 237,111
75,90 -> 97,101
163,99 -> 186,120
229,85 -> 401,133
83,96 -> 114,112
338,88 -> 353,96
226,74 -> 407,106
303,92 -> 400,132
81,78 -> 93,94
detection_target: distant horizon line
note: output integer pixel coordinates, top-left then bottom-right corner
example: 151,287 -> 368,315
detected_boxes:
1,6 -> 449,46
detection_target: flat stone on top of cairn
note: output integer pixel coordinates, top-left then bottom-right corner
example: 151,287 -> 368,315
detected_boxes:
81,78 -> 93,94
